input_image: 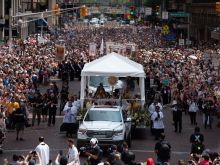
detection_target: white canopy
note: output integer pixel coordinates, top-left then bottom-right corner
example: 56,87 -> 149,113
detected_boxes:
81,52 -> 145,77
80,52 -> 146,107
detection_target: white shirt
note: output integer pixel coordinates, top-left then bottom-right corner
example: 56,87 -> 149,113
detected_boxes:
151,111 -> 164,129
189,102 -> 199,112
171,100 -> 177,112
67,145 -> 79,163
148,102 -> 163,115
35,142 -> 50,165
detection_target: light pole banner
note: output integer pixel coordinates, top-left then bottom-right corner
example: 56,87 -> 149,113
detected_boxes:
89,43 -> 97,57
55,44 -> 65,61
162,11 -> 169,20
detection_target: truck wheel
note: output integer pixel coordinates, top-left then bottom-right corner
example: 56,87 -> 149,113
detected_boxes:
127,133 -> 132,148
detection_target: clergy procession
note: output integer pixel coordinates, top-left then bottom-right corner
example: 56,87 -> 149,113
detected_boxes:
0,8 -> 220,165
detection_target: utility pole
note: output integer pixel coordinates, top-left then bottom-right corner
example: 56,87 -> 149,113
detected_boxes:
31,0 -> 34,11
162,0 -> 166,11
40,13 -> 43,37
9,8 -> 12,52
187,15 -> 190,40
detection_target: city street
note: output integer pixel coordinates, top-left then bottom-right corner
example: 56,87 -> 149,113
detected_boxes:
1,1 -> 220,164
0,80 -> 219,164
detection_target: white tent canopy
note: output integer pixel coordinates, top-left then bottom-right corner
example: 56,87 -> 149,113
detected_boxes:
81,52 -> 145,77
80,52 -> 146,107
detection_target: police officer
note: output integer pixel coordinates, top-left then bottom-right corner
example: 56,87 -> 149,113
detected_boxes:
59,82 -> 69,115
69,60 -> 75,81
190,126 -> 205,154
47,93 -> 58,126
202,98 -> 214,129
154,133 -> 171,164
172,95 -> 183,133
31,91 -> 43,126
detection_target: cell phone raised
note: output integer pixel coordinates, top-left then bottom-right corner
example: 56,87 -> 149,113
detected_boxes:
31,151 -> 37,156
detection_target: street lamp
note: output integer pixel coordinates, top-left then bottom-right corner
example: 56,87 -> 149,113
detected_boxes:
17,19 -> 23,39
17,19 -> 23,26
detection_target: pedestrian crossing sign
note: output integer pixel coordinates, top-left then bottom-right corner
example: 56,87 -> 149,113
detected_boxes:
162,25 -> 169,35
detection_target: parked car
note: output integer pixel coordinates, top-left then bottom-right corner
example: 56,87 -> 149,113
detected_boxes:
129,20 -> 135,25
90,18 -> 99,24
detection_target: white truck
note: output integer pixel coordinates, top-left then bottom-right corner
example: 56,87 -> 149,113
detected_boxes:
77,105 -> 132,148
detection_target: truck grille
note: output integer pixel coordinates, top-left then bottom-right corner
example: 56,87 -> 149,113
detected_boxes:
86,130 -> 113,138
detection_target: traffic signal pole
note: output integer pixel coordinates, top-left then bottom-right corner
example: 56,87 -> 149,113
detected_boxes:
9,8 -> 12,52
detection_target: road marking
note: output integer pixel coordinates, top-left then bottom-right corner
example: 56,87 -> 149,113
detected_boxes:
131,149 -> 189,155
3,148 -> 189,155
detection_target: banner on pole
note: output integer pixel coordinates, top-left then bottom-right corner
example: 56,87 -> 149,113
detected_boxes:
55,44 -> 65,61
89,43 -> 97,57
100,38 -> 104,55
106,42 -> 137,56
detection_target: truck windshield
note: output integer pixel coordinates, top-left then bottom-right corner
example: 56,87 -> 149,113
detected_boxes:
84,110 -> 122,122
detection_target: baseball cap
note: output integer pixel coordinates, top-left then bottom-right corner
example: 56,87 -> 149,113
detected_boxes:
90,138 -> 98,145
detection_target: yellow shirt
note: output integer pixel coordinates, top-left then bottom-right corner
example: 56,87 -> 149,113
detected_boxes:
7,102 -> 20,114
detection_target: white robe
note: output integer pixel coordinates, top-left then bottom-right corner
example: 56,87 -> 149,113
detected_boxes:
35,142 -> 50,165
151,111 -> 164,129
63,105 -> 78,123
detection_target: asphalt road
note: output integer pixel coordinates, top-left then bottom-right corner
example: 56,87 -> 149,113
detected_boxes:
0,80 -> 220,164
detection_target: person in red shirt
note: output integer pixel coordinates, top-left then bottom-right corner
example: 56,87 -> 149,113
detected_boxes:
199,154 -> 211,165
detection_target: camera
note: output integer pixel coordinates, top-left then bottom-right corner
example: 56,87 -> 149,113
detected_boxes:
79,146 -> 92,154
31,151 -> 37,156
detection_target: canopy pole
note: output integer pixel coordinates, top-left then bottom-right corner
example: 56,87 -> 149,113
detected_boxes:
80,76 -> 86,109
139,77 -> 145,107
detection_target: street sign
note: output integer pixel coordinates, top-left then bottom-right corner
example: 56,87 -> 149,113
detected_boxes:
145,7 -> 152,16
179,39 -> 185,46
162,11 -> 169,20
169,12 -> 190,17
0,19 -> 5,24
211,31 -> 220,40
186,39 -> 192,45
140,7 -> 145,14
162,25 -> 169,35
165,33 -> 176,41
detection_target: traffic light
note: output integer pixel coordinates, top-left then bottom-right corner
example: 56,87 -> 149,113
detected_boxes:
53,4 -> 60,16
80,5 -> 88,17
130,6 -> 135,16
216,2 -> 220,14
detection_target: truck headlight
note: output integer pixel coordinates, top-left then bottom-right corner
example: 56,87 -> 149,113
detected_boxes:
78,128 -> 87,134
114,129 -> 123,136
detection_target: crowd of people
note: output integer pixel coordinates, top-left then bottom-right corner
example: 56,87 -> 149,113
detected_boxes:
0,18 -> 219,164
